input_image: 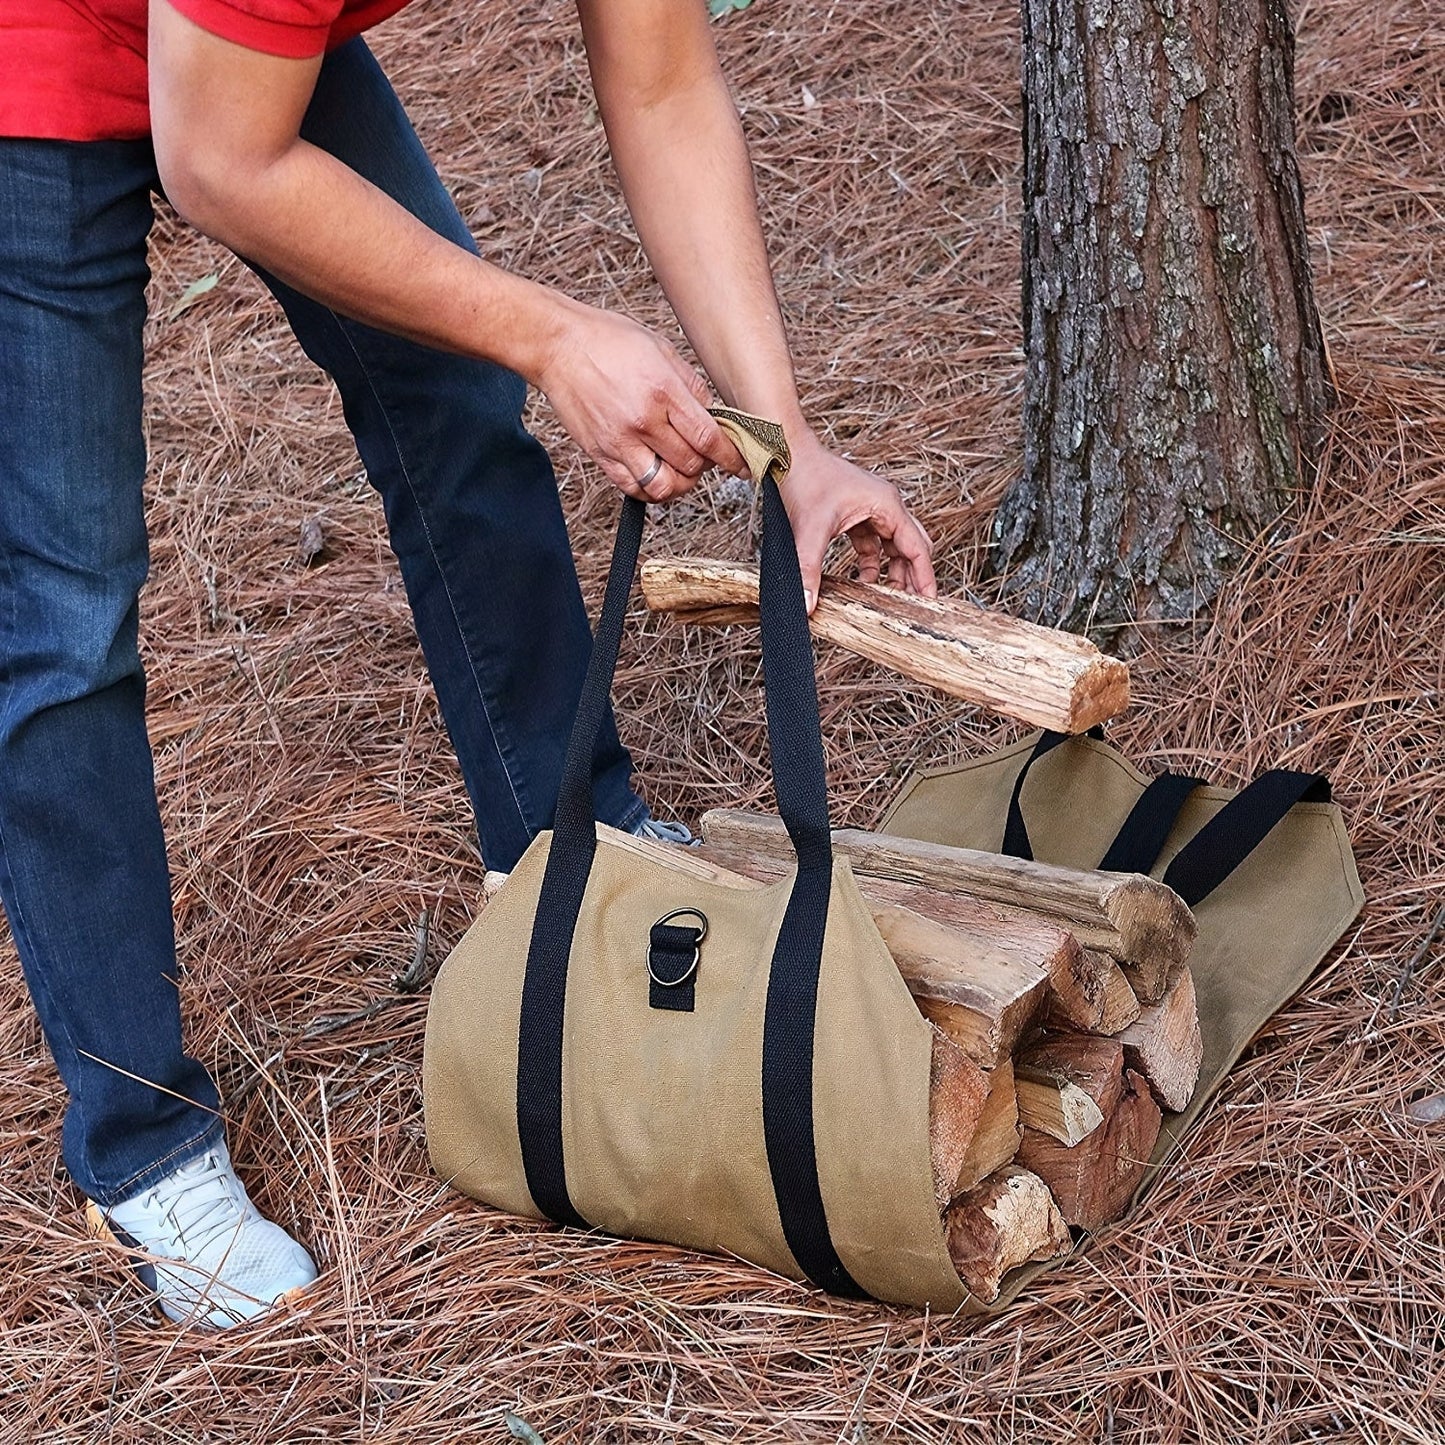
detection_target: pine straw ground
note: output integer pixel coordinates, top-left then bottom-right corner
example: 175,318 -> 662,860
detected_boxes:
2,1 -> 1443,1440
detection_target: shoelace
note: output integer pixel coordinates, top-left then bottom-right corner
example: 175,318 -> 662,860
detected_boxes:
635,817 -> 695,845
147,1152 -> 250,1257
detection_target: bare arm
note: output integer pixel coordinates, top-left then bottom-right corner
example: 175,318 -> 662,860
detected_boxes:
578,0 -> 936,601
147,0 -> 744,497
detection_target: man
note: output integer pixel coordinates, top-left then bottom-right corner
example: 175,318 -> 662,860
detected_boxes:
0,0 -> 936,1328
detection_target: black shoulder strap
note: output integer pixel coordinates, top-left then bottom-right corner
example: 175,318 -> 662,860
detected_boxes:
1161,769 -> 1331,907
1001,730 -> 1330,908
1001,728 -> 1099,860
515,496 -> 646,1230
1097,772 -> 1207,875
514,456 -> 865,1299
755,472 -> 864,1299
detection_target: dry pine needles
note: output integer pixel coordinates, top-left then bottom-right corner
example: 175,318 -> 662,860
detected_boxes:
2,0 -> 1444,1441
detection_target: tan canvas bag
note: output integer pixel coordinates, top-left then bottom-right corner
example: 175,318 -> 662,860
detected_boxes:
424,413 -> 969,1309
881,728 -> 1364,1308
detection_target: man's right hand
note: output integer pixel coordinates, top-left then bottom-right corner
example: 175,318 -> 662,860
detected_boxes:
148,0 -> 744,509
533,302 -> 746,503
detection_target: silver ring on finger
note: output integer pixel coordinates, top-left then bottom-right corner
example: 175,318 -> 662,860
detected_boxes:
635,453 -> 664,490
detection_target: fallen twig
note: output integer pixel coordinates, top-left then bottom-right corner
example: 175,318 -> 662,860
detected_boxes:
1387,902 -> 1445,1022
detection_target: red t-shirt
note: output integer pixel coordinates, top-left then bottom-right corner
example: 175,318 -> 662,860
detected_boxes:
0,0 -> 412,142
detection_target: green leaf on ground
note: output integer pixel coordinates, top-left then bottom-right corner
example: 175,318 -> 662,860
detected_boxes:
708,0 -> 754,18
168,272 -> 219,320
503,1413 -> 546,1445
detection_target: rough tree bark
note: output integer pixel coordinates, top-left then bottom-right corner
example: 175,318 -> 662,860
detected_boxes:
990,0 -> 1333,633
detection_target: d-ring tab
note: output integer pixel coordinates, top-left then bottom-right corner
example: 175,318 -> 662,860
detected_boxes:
648,908 -> 708,1010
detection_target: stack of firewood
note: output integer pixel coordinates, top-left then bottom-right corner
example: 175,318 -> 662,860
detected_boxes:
621,812 -> 1203,1303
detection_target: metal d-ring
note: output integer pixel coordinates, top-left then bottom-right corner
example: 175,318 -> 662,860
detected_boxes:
647,908 -> 709,988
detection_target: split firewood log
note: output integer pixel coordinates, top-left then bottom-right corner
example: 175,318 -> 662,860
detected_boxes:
1043,950 -> 1141,1033
928,1028 -> 990,1210
692,837 -> 1138,1032
954,1059 -> 1021,1194
943,1165 -> 1071,1302
699,809 -> 1197,978
1014,1065 -> 1105,1146
1114,964 -> 1204,1112
870,905 -> 1048,1067
640,558 -> 1130,733
1013,1035 -> 1163,1229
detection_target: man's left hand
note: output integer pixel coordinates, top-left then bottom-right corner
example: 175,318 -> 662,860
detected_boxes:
780,433 -> 937,613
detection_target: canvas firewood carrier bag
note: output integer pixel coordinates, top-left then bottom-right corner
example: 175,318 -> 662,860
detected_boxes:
424,412 -> 972,1309
881,727 -> 1364,1307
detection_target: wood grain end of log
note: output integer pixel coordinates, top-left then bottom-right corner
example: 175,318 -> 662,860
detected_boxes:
1015,1066 -> 1106,1146
1043,942 -> 1142,1032
929,1027 -> 990,1211
872,903 -> 1049,1069
955,1059 -> 1021,1194
1016,1068 -> 1163,1230
1106,876 -> 1198,978
944,1166 -> 1071,1302
1116,965 -> 1204,1112
1063,655 -> 1131,732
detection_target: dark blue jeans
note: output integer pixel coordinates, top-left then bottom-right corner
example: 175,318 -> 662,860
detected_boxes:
0,40 -> 642,1206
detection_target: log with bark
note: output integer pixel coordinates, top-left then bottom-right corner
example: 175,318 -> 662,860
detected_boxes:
691,839 -> 1128,1035
639,558 -> 1129,732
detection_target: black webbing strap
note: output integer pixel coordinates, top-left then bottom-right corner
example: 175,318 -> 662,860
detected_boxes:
512,461 -> 865,1298
1161,769 -> 1331,907
755,473 -> 866,1300
1001,729 -> 1330,908
1001,728 -> 1102,860
515,496 -> 647,1230
1097,772 -> 1206,875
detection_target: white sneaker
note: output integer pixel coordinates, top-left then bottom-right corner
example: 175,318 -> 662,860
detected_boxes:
87,1140 -> 318,1329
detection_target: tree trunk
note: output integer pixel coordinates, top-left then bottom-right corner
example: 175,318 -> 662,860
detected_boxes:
991,0 -> 1332,633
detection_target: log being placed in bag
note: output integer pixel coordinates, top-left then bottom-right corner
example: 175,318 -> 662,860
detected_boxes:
1113,964 -> 1204,1112
692,839 -> 1132,1034
954,1059 -> 1020,1194
639,559 -> 1130,733
699,808 -> 1196,979
943,1165 -> 1071,1302
929,1028 -> 990,1210
1014,1036 -> 1163,1230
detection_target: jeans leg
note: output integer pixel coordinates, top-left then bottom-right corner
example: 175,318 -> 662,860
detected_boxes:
0,139 -> 223,1205
254,40 -> 642,872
